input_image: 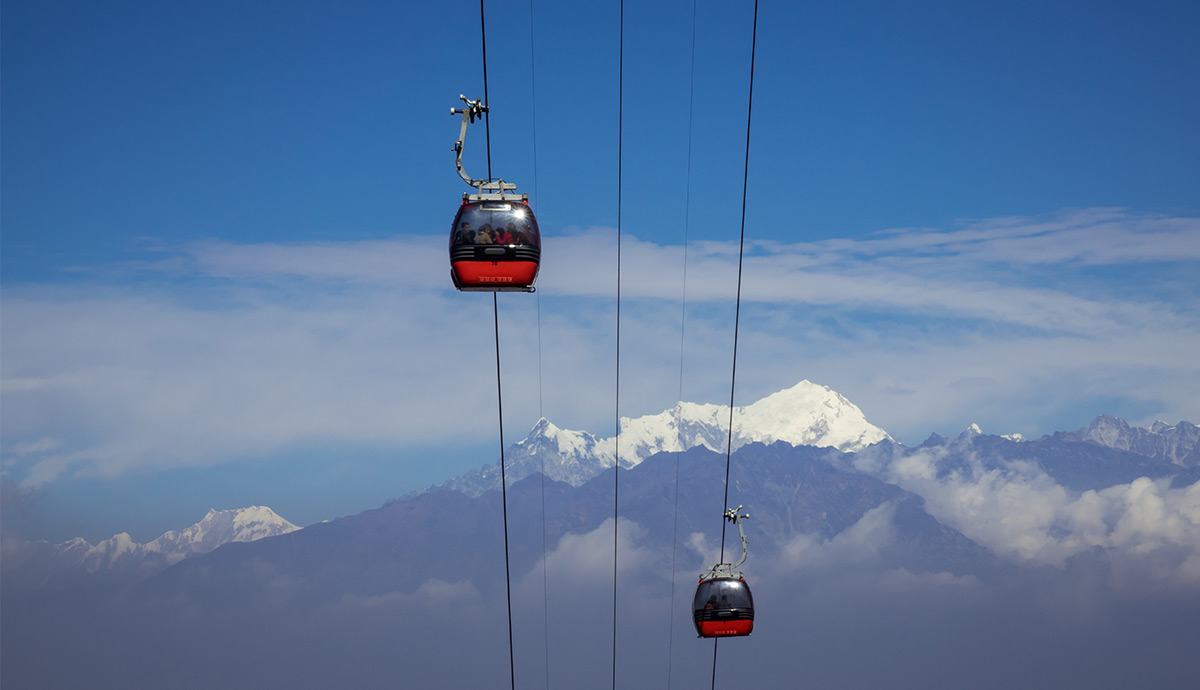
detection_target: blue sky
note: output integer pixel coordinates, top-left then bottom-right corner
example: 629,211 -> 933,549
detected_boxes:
3,0 -> 1199,543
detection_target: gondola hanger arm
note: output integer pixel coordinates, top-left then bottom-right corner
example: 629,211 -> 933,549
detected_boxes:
700,506 -> 752,578
451,94 -> 490,192
725,506 -> 750,571
450,94 -> 521,201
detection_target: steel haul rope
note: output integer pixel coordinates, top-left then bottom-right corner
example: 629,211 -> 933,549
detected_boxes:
493,293 -> 516,690
477,3 -> 516,690
527,1 -> 553,686
712,1 -> 760,688
667,1 -> 700,688
611,2 -> 624,690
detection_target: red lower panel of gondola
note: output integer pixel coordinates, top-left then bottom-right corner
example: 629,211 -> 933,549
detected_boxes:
696,620 -> 754,638
451,260 -> 539,291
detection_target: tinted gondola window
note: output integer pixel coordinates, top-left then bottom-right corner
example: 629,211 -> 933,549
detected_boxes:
452,202 -> 540,247
694,578 -> 753,611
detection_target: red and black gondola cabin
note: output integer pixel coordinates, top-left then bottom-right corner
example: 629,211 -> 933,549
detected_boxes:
449,198 -> 540,292
692,576 -> 754,638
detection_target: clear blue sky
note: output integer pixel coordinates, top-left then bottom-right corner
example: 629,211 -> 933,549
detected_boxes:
3,0 -> 1199,543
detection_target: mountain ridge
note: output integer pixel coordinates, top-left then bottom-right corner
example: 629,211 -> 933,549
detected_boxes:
1050,414 -> 1200,466
3,506 -> 300,588
147,441 -> 999,608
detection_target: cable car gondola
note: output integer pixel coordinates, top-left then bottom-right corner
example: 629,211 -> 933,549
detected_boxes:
693,506 -> 755,638
448,95 -> 540,292
449,198 -> 540,291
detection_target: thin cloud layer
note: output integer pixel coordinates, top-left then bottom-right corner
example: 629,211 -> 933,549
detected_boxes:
334,578 -> 481,611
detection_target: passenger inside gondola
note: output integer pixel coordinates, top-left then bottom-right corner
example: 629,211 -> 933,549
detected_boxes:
697,579 -> 751,611
450,202 -> 540,248
454,222 -> 474,245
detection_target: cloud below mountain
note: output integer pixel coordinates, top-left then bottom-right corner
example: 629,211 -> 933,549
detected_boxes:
848,440 -> 1200,584
779,501 -> 899,572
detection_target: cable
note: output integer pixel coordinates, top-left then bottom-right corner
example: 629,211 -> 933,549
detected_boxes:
478,3 -> 514,690
494,294 -> 517,690
529,0 -> 544,434
666,2 -> 700,688
710,640 -> 721,689
480,0 -> 493,181
611,2 -> 624,689
527,1 -> 552,688
712,1 -> 759,688
718,0 -> 759,570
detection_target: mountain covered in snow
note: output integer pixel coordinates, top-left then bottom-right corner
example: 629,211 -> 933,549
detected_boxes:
429,380 -> 892,497
6,506 -> 300,587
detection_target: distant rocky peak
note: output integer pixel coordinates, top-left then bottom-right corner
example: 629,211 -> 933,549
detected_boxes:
1084,414 -> 1132,444
1149,420 -> 1195,436
1057,415 -> 1200,467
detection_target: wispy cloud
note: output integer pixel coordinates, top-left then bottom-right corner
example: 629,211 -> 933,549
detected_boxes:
168,209 -> 1200,340
2,208 -> 1197,484
781,207 -> 1200,265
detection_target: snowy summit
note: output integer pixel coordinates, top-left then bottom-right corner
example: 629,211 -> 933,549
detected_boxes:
51,506 -> 300,573
434,380 -> 892,496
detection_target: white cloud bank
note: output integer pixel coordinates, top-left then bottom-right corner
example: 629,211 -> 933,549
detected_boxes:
847,444 -> 1200,586
2,208 -> 1197,485
521,518 -> 655,591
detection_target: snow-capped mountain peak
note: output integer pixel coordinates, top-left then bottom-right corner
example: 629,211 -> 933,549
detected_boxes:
516,418 -> 608,462
145,506 -> 300,564
607,380 -> 892,462
54,506 -> 300,573
736,380 -> 892,450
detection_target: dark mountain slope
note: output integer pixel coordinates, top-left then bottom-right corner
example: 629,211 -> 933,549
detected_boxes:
146,442 -> 997,608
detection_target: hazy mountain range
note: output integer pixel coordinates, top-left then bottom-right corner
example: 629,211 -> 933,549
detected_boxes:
1051,413 -> 1200,466
8,380 -> 1197,591
4,506 -> 298,588
4,380 -> 1199,689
